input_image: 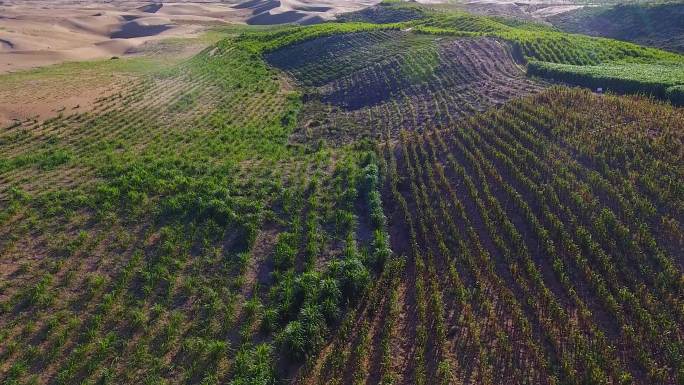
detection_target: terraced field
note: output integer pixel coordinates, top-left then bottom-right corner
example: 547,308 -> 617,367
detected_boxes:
267,30 -> 544,143
373,87 -> 683,385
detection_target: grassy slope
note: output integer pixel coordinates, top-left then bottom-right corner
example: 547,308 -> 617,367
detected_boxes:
0,29 -> 392,385
549,3 -> 684,54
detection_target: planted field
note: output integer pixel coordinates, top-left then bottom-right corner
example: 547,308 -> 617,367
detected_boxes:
1,4 -> 684,385
0,33 -> 393,385
267,31 -> 545,143
369,87 -> 683,385
336,1 -> 684,104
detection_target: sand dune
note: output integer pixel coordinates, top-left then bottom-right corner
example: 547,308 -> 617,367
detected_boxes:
0,39 -> 15,51
58,14 -> 125,37
110,17 -> 174,39
242,0 -> 380,25
0,1 -> 237,73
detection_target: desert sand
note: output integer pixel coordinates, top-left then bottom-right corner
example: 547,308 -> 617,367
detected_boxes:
0,0 -> 386,73
0,1 -> 245,73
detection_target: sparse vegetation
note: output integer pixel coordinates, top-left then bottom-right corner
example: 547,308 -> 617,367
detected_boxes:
549,3 -> 684,54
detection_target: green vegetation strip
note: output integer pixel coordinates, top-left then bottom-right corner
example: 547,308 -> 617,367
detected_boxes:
528,61 -> 684,102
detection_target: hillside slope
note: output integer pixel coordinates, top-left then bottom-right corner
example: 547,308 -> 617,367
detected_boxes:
266,30 -> 544,143
549,3 -> 684,54
0,7 -> 683,385
335,1 -> 684,104
295,86 -> 684,385
370,87 -> 683,385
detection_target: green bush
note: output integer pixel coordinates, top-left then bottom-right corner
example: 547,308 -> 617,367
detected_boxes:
277,305 -> 327,361
528,61 -> 684,102
328,257 -> 370,301
666,85 -> 684,105
273,232 -> 298,270
230,344 -> 276,385
317,278 -> 342,323
270,271 -> 303,322
371,228 -> 392,269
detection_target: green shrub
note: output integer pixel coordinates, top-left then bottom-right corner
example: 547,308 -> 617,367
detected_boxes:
371,229 -> 392,269
317,278 -> 342,323
273,232 -> 298,270
528,61 -> 684,102
230,344 -> 276,385
270,271 -> 302,322
37,149 -> 72,170
328,257 -> 370,301
666,85 -> 684,105
261,308 -> 279,333
277,305 -> 327,361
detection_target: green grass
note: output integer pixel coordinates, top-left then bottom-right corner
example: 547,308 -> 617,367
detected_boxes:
529,61 -> 684,100
667,85 -> 684,104
237,22 -> 405,53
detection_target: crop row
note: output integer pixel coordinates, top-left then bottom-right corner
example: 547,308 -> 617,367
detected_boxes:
0,35 -> 393,385
381,86 -> 683,385
269,31 -> 544,144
